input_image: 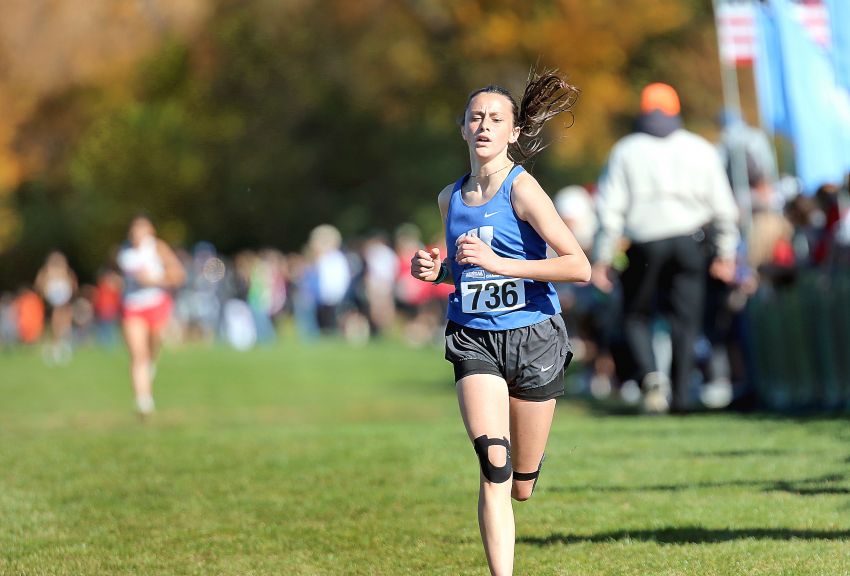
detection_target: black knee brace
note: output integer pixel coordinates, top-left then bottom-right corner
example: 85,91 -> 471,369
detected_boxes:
473,435 -> 512,484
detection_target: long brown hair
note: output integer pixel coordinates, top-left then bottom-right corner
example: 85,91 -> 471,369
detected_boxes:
463,69 -> 580,164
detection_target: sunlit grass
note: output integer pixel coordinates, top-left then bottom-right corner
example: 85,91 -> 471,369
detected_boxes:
1,338 -> 849,575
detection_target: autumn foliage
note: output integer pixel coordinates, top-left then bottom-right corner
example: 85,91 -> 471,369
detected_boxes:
0,0 -> 724,286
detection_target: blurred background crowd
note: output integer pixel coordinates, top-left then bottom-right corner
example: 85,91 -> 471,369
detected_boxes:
0,221 -> 454,355
3,153 -> 849,413
1,0 -> 850,414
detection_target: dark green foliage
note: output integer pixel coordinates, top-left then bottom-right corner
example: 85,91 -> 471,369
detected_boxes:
0,0 -> 722,286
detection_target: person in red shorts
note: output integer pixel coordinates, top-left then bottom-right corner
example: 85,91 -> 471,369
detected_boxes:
116,215 -> 185,417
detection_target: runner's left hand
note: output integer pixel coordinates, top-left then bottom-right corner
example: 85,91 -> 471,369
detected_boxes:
455,235 -> 503,274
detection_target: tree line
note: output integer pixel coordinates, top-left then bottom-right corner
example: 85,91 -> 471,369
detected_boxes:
0,0 -> 722,288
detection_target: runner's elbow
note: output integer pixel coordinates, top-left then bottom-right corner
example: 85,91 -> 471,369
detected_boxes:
565,258 -> 591,283
577,260 -> 592,283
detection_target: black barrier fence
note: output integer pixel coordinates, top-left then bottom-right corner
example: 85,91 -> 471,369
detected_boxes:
748,270 -> 850,412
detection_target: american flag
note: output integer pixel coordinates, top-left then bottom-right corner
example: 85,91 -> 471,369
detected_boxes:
791,0 -> 831,47
716,0 -> 832,67
717,1 -> 757,66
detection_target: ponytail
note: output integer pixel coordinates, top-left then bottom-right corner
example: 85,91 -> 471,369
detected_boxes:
513,69 -> 579,163
463,69 -> 580,164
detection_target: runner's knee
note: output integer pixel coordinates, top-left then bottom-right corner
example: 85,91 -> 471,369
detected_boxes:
511,480 -> 534,502
511,455 -> 545,501
473,435 -> 512,484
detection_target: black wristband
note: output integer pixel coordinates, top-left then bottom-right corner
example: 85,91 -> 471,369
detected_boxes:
432,262 -> 448,283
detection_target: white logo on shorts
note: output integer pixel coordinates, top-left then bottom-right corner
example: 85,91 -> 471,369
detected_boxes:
541,363 -> 555,372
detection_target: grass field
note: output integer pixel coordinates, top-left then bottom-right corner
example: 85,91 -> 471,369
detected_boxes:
2,337 -> 850,575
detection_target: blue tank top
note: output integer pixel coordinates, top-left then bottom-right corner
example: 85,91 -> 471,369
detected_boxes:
445,165 -> 561,330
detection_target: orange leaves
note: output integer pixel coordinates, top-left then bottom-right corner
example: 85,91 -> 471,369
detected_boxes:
459,11 -> 522,58
0,0 -> 726,268
0,0 -> 209,186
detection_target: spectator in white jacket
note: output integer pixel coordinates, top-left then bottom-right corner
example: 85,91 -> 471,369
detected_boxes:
592,83 -> 739,414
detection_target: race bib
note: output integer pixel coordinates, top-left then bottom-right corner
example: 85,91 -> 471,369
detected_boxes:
460,269 -> 526,314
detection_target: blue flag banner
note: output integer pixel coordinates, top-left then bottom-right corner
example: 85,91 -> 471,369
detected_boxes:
825,0 -> 850,91
754,4 -> 787,135
755,0 -> 850,193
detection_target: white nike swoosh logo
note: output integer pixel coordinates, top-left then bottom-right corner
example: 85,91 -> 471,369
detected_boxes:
541,363 -> 556,372
484,211 -> 500,218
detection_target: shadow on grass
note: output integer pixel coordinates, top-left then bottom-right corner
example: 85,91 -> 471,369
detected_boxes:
686,449 -> 789,457
547,473 -> 848,496
564,394 -> 641,417
518,526 -> 850,546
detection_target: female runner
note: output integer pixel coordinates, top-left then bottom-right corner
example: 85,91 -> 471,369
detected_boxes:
411,71 -> 589,576
117,215 -> 185,417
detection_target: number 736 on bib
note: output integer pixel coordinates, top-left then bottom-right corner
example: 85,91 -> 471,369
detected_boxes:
460,277 -> 527,313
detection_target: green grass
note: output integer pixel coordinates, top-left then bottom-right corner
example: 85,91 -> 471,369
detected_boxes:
1,337 -> 849,575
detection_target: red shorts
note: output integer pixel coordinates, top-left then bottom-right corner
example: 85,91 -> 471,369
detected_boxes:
123,294 -> 173,332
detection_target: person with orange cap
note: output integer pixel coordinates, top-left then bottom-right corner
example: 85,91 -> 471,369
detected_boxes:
591,83 -> 740,414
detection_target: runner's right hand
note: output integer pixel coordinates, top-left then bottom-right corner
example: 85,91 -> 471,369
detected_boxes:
411,248 -> 441,282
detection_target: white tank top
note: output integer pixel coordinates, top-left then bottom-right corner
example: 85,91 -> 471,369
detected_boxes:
44,278 -> 73,307
117,237 -> 167,310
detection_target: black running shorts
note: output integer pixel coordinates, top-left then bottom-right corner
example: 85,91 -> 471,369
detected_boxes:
444,315 -> 573,402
